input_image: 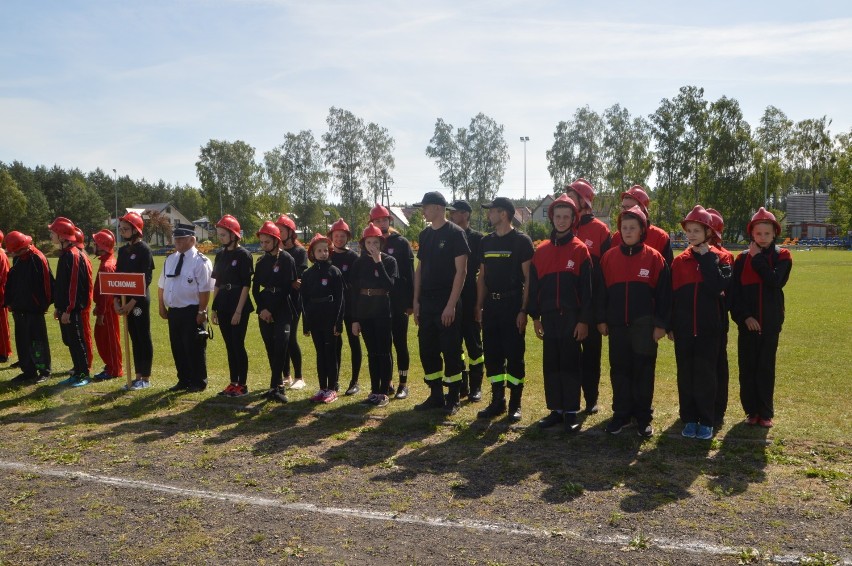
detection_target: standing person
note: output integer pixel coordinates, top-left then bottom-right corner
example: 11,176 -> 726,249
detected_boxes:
449,200 -> 485,402
564,178 -> 610,413
611,185 -> 674,266
211,215 -> 254,397
158,225 -> 214,393
730,207 -> 792,428
706,208 -> 735,428
668,206 -> 732,440
350,223 -> 398,406
2,231 -> 53,383
412,192 -> 470,415
276,214 -> 308,391
475,197 -> 534,422
0,231 -> 11,364
328,218 -> 363,395
49,217 -> 92,387
74,227 -> 94,374
596,206 -> 670,437
90,229 -> 123,382
252,221 -> 297,403
301,233 -> 345,403
528,195 -> 593,433
370,204 -> 415,399
114,211 -> 155,390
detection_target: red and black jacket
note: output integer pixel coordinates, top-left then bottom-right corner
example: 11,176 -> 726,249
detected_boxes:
670,247 -> 732,336
730,246 -> 792,334
4,246 -> 54,313
597,242 -> 670,329
714,245 -> 734,332
54,246 -> 91,314
612,224 -> 674,266
576,214 -> 611,268
527,230 -> 592,322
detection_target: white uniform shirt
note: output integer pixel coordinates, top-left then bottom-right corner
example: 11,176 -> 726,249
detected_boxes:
158,246 -> 215,308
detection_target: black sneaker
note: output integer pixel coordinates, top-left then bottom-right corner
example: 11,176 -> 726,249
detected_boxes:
272,387 -> 288,403
564,412 -> 581,434
637,423 -> 653,438
605,418 -> 626,435
507,406 -> 522,422
394,384 -> 408,399
386,383 -> 396,396
537,411 -> 562,429
10,373 -> 36,383
443,402 -> 460,416
477,399 -> 506,419
345,383 -> 360,396
584,404 -> 600,414
468,388 -> 482,402
414,395 -> 445,411
169,383 -> 190,392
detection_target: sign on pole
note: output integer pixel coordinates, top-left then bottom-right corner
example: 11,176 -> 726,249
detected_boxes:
98,273 -> 147,389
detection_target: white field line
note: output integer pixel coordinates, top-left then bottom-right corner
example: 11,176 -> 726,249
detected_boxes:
0,458 -> 831,564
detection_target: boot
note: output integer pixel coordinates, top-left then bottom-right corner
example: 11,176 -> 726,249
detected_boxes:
564,411 -> 580,434
444,382 -> 461,415
459,370 -> 469,399
414,381 -> 445,411
507,385 -> 523,422
477,383 -> 506,419
468,366 -> 483,402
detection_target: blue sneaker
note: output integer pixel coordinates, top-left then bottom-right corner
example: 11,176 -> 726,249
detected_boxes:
696,425 -> 714,440
681,422 -> 698,438
71,375 -> 91,387
130,380 -> 151,390
59,374 -> 80,386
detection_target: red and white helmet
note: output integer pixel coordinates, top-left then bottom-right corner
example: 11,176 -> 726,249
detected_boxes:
547,194 -> 580,229
369,203 -> 391,222
0,230 -> 3,245
328,218 -> 351,240
621,185 -> 650,213
74,227 -> 86,249
566,178 -> 595,210
705,208 -> 725,243
618,205 -> 648,232
92,229 -> 116,251
256,220 -> 281,242
680,205 -> 713,232
306,232 -> 331,262
361,222 -> 383,241
216,214 -> 241,238
3,231 -> 32,254
48,217 -> 77,241
747,207 -> 781,237
275,214 -> 297,233
119,211 -> 144,235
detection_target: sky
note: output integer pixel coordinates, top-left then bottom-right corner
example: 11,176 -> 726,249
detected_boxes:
2,0 -> 852,206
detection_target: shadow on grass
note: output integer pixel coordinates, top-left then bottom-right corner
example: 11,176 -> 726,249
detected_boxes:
707,421 -> 769,496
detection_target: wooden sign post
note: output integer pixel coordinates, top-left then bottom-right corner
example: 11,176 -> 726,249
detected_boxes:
98,272 -> 147,389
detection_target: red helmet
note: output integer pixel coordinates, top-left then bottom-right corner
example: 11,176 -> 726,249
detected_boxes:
705,208 -> 724,243
92,229 -> 116,251
119,212 -> 144,236
0,230 -> 3,245
361,222 -> 383,241
566,178 -> 595,210
3,231 -> 32,254
275,214 -> 297,233
216,214 -> 241,238
369,203 -> 391,221
618,205 -> 648,232
256,220 -> 281,242
547,194 -> 580,229
680,205 -> 713,232
306,232 -> 331,262
747,207 -> 781,237
621,185 -> 651,212
327,218 -> 351,240
48,217 -> 77,240
74,227 -> 86,249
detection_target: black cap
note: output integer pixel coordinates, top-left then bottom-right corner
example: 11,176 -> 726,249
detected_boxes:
449,200 -> 472,214
481,197 -> 515,218
173,224 -> 195,238
414,191 -> 452,209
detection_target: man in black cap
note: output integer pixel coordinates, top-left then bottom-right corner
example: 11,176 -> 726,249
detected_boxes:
412,191 -> 470,415
158,224 -> 214,392
476,197 -> 534,422
449,199 -> 484,402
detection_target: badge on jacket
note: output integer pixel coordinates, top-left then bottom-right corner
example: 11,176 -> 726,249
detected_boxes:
130,254 -> 136,260
639,268 -> 650,278
231,259 -> 238,266
566,259 -> 575,269
388,248 -> 394,254
321,278 -> 328,286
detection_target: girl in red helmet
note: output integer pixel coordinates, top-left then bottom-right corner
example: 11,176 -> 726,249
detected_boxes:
328,218 -> 363,395
668,206 -> 732,440
3,231 -> 54,382
276,214 -> 309,390
75,227 -> 95,373
730,207 -> 792,428
0,230 -> 11,364
301,234 -> 345,403
612,185 -> 674,266
115,211 -> 155,389
252,221 -> 297,402
90,230 -> 124,382
350,223 -> 398,406
211,215 -> 255,397
597,206 -> 671,437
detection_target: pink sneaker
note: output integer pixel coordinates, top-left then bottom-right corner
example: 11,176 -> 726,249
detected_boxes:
310,389 -> 326,402
746,415 -> 759,426
323,390 -> 339,403
758,418 -> 774,428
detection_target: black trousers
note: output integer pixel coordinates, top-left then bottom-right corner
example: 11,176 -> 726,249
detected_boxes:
608,323 -> 657,426
218,310 -> 250,385
482,297 -> 524,388
336,312 -> 362,384
167,305 -> 208,388
673,329 -> 720,426
579,324 -> 603,406
60,310 -> 89,375
460,288 -> 484,378
12,311 -> 51,378
391,308 -> 410,377
360,316 -> 393,394
259,315 -> 291,389
126,297 -> 154,377
417,295 -> 463,384
541,311 -> 582,412
738,329 -> 780,420
309,326 -> 339,391
285,309 -> 303,379
714,329 -> 730,425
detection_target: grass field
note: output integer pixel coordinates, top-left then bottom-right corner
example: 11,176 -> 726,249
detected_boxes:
0,248 -> 850,564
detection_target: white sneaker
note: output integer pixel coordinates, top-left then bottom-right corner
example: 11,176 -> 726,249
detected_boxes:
290,378 -> 306,390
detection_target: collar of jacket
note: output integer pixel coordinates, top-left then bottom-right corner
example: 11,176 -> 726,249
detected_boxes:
619,242 -> 644,256
549,229 -> 575,246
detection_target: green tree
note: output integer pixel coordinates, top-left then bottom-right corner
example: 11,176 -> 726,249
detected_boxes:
0,170 -> 28,235
363,122 -> 395,205
546,106 -> 605,191
196,139 -> 265,235
602,104 -> 653,194
172,184 -> 206,221
788,116 -> 834,221
55,177 -> 109,236
2,161 -> 51,239
404,209 -> 427,244
467,112 -> 509,218
829,130 -> 852,233
755,105 -> 793,207
649,96 -> 686,227
322,107 -> 366,223
426,118 -> 468,200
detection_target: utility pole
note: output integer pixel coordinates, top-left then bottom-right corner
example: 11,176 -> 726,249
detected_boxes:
113,169 -> 119,242
520,136 -> 529,202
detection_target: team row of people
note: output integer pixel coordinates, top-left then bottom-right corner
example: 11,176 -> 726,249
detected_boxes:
0,180 -> 791,440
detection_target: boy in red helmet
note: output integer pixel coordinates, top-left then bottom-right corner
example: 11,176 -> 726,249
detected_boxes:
611,185 -> 674,266
730,207 -> 792,428
328,218 -> 363,395
75,227 -> 94,372
91,229 -> 123,381
0,230 -> 11,364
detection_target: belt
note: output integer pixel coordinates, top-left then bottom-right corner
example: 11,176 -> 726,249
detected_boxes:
261,285 -> 284,294
310,295 -> 335,304
359,288 -> 388,296
488,289 -> 522,300
219,283 -> 239,291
